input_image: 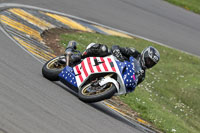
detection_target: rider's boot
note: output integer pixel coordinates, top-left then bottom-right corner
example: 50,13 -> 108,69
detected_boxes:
65,40 -> 77,51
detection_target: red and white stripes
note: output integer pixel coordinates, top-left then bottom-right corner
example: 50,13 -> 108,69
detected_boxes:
73,56 -> 117,86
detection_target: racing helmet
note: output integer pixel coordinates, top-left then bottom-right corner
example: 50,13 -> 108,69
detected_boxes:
140,46 -> 160,69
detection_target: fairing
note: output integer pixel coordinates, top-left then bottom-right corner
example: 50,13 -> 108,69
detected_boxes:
59,55 -> 137,95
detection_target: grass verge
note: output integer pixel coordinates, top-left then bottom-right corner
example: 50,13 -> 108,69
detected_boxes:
165,0 -> 200,14
59,31 -> 200,133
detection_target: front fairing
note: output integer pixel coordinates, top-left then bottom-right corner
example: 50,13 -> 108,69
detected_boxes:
59,66 -> 78,87
58,55 -> 137,95
115,56 -> 137,93
59,55 -> 122,89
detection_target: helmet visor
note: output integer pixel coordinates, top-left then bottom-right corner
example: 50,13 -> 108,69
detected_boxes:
145,57 -> 156,68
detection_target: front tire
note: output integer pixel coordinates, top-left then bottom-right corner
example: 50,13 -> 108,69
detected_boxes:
78,82 -> 116,103
42,57 -> 65,81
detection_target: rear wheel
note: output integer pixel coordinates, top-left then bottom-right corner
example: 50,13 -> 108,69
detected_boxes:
42,57 -> 65,81
78,80 -> 116,103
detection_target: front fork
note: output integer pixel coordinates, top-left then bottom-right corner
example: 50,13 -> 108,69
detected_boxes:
65,52 -> 72,66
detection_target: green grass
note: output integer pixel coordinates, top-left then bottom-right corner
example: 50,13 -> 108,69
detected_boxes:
165,0 -> 200,14
60,32 -> 200,133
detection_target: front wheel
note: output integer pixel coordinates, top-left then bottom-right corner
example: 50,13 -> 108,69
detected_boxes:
78,81 -> 117,103
42,56 -> 65,81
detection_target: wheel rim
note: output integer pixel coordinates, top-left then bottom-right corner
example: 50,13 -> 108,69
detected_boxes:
47,58 -> 65,69
82,83 -> 112,96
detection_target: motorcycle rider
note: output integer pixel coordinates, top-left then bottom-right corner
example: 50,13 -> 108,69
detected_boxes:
80,43 -> 160,85
64,42 -> 160,86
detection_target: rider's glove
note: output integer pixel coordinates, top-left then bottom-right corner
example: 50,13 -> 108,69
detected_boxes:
112,49 -> 124,62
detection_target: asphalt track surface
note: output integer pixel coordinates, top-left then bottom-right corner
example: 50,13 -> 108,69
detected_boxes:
0,0 -> 200,133
0,30 -> 145,133
1,0 -> 200,56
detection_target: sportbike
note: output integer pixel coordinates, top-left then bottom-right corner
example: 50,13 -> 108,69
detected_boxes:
42,41 -> 138,103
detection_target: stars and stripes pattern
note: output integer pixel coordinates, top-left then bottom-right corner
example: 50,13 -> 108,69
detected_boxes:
73,56 -> 118,87
59,56 -> 137,93
116,56 -> 137,92
59,66 -> 78,87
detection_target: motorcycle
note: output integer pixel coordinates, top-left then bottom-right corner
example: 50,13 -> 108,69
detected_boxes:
42,41 -> 137,103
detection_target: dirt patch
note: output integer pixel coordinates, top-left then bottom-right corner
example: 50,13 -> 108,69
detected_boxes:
41,28 -> 84,55
41,28 -> 160,132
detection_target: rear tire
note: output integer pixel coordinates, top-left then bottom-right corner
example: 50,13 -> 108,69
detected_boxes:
42,57 -> 65,81
78,82 -> 116,103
